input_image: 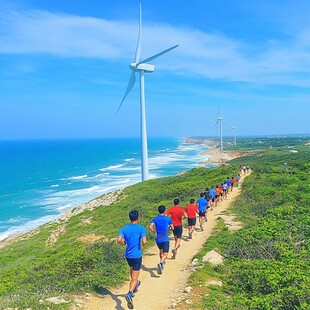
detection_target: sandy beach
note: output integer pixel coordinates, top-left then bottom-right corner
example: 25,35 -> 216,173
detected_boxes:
185,137 -> 245,165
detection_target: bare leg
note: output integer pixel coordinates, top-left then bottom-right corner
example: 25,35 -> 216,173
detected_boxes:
129,268 -> 140,293
161,252 -> 168,264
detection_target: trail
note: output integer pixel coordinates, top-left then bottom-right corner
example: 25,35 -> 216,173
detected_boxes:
70,173 -> 250,310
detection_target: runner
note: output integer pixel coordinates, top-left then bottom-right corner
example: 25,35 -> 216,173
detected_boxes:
221,182 -> 228,199
197,192 -> 208,231
149,205 -> 174,275
209,185 -> 216,210
166,198 -> 187,259
204,187 -> 213,209
117,210 -> 147,309
235,174 -> 240,187
225,177 -> 231,193
218,183 -> 224,201
215,185 -> 221,207
184,198 -> 198,239
246,164 -> 250,173
230,177 -> 235,192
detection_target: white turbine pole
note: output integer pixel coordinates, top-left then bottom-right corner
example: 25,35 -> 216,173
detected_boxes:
234,127 -> 237,146
116,1 -> 178,182
139,70 -> 149,181
220,119 -> 223,152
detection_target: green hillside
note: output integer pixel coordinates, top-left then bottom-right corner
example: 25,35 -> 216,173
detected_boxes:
1,137 -> 309,309
180,138 -> 310,309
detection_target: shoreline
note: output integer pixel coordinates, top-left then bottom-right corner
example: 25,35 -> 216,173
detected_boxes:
0,138 -> 245,250
185,137 -> 245,164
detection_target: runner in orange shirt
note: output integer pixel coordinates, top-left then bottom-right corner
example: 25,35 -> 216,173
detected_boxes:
215,185 -> 222,207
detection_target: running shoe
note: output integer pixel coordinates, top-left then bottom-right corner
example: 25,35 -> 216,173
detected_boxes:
133,280 -> 141,294
125,292 -> 134,309
157,263 -> 163,275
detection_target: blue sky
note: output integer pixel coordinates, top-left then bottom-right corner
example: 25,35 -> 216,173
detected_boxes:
1,0 -> 310,140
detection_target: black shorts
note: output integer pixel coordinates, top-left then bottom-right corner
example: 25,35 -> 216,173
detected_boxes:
215,195 -> 219,199
173,225 -> 183,238
220,193 -> 223,197
212,197 -> 215,202
188,218 -> 196,226
157,241 -> 170,253
126,257 -> 142,271
199,210 -> 206,217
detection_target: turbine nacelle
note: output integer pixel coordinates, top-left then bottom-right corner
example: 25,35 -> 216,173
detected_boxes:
130,62 -> 155,73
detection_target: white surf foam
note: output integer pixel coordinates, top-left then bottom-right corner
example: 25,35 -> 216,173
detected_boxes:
99,163 -> 125,171
67,174 -> 88,180
0,214 -> 59,241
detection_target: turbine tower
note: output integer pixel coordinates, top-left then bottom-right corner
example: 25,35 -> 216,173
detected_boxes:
232,125 -> 237,146
116,1 -> 178,181
214,108 -> 224,152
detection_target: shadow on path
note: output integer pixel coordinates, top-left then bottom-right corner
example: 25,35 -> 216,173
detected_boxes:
141,264 -> 160,278
95,287 -> 125,310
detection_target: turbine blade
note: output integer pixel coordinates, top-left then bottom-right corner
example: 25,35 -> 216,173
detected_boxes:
217,107 -> 221,119
138,44 -> 179,64
134,1 -> 142,63
213,119 -> 219,128
116,71 -> 136,114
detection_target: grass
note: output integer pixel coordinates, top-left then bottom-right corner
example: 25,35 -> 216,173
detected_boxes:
1,136 -> 309,309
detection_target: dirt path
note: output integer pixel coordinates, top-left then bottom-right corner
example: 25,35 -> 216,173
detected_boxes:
71,173 -> 250,310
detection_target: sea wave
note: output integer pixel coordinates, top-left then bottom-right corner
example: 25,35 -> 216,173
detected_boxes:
99,163 -> 125,171
0,215 -> 59,241
0,138 -> 211,239
67,174 -> 88,180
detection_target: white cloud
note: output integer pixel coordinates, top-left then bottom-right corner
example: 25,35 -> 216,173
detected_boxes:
1,10 -> 310,86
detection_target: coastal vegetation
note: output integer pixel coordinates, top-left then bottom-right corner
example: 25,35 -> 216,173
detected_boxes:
180,138 -> 310,309
0,137 -> 309,309
0,154 -> 237,309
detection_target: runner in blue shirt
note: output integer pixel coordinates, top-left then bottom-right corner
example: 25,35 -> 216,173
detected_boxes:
209,185 -> 216,210
197,193 -> 208,231
118,210 -> 147,309
149,205 -> 174,275
225,177 -> 231,193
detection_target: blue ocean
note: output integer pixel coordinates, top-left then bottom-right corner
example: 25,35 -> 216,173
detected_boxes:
0,138 -> 209,241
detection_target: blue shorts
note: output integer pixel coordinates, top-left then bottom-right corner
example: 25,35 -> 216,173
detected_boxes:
157,241 -> 170,253
188,218 -> 196,226
126,257 -> 142,271
199,210 -> 206,217
173,226 -> 183,238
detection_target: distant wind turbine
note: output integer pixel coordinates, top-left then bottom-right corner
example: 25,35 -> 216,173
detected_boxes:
116,1 -> 178,182
231,125 -> 237,146
214,108 -> 224,152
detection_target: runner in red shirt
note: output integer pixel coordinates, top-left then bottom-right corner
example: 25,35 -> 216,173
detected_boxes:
166,198 -> 187,259
185,199 -> 198,239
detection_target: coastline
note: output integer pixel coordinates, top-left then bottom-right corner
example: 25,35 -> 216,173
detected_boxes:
185,137 -> 245,164
0,138 -> 244,250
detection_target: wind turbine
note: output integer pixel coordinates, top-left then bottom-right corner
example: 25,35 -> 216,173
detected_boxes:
231,125 -> 237,146
214,108 -> 224,152
116,1 -> 178,182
